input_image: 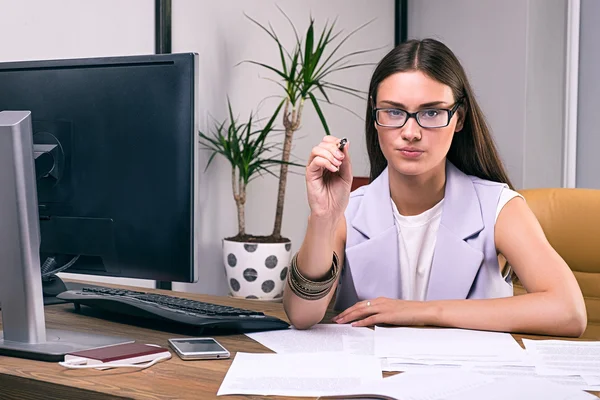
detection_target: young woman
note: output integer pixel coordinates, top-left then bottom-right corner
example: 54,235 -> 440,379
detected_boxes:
283,38 -> 587,337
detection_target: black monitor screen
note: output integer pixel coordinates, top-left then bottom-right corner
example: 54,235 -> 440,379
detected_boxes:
0,53 -> 198,283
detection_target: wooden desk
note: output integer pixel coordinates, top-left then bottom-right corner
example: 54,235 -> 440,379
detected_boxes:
0,283 -> 598,400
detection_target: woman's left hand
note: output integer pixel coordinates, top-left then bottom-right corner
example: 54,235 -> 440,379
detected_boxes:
332,297 -> 436,327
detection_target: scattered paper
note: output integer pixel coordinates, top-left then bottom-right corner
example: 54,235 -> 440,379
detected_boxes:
463,364 -> 600,392
245,323 -> 373,354
375,327 -> 526,363
237,327 -> 600,398
324,371 -> 596,400
319,370 -> 494,400
524,339 -> 600,376
217,352 -> 382,397
443,376 -> 598,400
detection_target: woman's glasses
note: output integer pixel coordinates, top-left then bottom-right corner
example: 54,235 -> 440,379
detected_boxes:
373,100 -> 463,129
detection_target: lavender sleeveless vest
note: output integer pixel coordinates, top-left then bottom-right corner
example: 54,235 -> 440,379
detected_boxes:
335,160 -> 513,310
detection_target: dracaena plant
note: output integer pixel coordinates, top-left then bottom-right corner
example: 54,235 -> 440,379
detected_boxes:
244,9 -> 378,240
199,99 -> 298,240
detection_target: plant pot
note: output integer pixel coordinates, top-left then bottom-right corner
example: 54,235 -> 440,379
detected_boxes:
222,238 -> 292,301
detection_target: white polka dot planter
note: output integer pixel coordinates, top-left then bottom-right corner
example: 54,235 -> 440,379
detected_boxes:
222,239 -> 292,301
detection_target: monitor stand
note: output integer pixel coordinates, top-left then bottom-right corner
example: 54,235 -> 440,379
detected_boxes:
0,111 -> 132,362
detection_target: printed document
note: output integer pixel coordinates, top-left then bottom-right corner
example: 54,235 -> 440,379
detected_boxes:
441,376 -> 598,400
375,327 -> 527,363
463,363 -> 600,392
217,352 -> 382,397
523,339 -> 600,376
245,324 -> 373,354
320,370 -> 597,400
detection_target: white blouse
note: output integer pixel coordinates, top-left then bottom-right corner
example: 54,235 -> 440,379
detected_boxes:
391,188 -> 522,301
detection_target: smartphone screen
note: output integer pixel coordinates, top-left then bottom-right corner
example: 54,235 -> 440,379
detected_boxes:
171,338 -> 225,353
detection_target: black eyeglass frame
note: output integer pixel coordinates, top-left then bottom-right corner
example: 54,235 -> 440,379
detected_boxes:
372,99 -> 464,129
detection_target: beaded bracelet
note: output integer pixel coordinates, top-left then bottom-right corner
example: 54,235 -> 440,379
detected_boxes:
287,251 -> 340,301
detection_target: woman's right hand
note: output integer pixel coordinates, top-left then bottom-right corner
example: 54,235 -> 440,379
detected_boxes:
306,136 -> 353,219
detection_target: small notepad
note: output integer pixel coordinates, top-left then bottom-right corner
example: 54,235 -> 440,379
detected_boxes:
64,342 -> 170,367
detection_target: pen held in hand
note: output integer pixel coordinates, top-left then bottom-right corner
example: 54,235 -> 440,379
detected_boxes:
328,137 -> 348,174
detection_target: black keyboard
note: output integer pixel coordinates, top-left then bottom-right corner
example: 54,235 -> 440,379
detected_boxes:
56,287 -> 290,333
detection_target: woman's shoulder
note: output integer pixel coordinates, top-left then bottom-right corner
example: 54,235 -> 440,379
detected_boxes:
464,174 -> 523,220
448,161 -> 509,194
349,184 -> 368,199
468,174 -> 509,190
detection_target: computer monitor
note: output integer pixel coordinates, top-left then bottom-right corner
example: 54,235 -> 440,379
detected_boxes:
0,53 -> 200,299
0,53 -> 199,361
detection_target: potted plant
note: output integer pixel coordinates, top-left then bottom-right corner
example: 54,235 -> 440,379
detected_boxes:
199,100 -> 298,300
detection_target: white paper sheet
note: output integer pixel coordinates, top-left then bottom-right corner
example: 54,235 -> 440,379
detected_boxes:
245,323 -> 373,354
375,327 -> 527,363
217,352 -> 382,397
328,371 -> 596,400
324,370 -> 502,400
442,376 -> 598,400
463,364 -> 600,392
321,370 -> 494,400
523,339 -> 600,376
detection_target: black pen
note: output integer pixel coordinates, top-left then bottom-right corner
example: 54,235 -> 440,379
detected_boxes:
338,137 -> 348,151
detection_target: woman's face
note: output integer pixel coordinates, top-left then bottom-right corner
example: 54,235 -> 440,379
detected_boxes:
374,70 -> 464,178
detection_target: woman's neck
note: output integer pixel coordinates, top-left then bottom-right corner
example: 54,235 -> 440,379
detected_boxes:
389,161 -> 447,216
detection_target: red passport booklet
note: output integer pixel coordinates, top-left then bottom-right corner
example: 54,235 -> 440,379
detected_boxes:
64,342 -> 170,366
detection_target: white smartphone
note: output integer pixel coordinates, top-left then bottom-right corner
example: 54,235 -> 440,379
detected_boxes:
167,337 -> 230,360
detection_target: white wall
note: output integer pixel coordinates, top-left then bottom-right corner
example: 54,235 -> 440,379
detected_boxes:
407,0 -> 568,190
523,0 -> 567,188
172,0 -> 394,295
0,0 -> 153,62
576,0 -> 600,189
0,0 -> 157,288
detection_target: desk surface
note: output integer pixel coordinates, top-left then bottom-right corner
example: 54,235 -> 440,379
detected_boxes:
0,282 -> 598,400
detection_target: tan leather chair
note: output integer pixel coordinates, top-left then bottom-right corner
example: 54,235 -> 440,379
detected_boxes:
517,188 -> 600,338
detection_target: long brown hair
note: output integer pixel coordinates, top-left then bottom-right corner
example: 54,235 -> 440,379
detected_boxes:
365,38 -> 514,189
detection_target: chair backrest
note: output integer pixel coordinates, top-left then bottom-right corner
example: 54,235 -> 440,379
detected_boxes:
518,188 -> 600,327
351,176 -> 370,192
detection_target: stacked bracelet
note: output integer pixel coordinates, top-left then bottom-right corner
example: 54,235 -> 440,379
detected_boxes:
287,251 -> 340,300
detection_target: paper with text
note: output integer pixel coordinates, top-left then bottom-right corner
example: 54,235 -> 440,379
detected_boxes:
217,352 -> 382,397
442,376 -> 597,400
375,327 -> 527,363
321,371 -> 494,400
523,339 -> 600,376
326,371 -> 596,400
342,333 -> 374,356
462,363 -> 600,392
245,324 -> 373,354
